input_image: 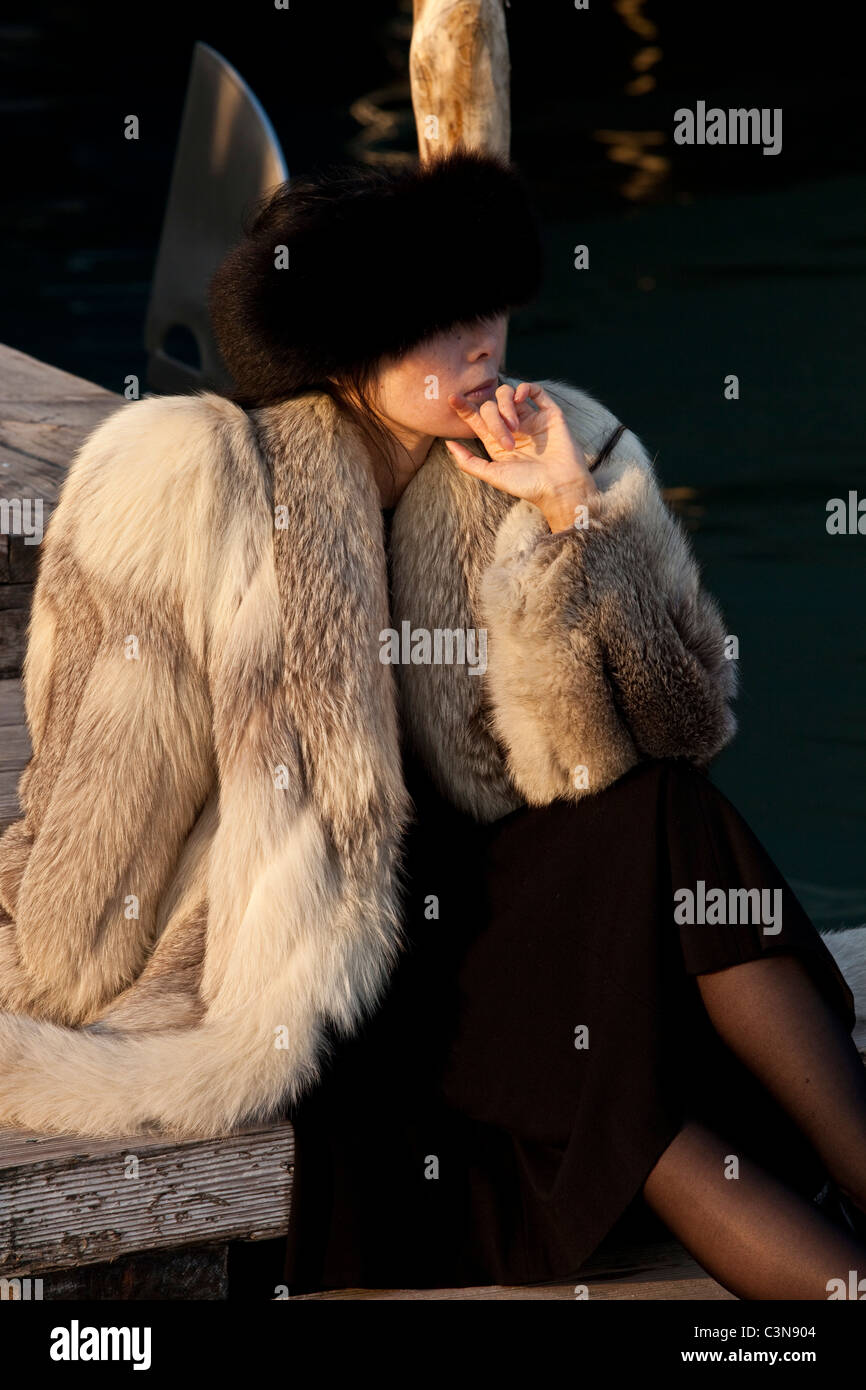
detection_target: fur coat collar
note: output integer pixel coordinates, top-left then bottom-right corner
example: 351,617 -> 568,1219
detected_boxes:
0,375 -> 739,1137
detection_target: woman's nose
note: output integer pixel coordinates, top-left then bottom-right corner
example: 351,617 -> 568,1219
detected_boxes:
480,313 -> 508,350
468,326 -> 504,360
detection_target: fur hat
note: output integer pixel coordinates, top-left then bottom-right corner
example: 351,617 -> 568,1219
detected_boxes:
207,147 -> 544,406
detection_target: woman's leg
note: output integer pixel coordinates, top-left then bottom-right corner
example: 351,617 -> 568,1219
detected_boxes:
658,762 -> 866,1214
694,954 -> 866,1214
642,1120 -> 866,1300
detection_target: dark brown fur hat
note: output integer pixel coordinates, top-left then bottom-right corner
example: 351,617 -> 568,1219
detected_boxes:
207,147 -> 544,406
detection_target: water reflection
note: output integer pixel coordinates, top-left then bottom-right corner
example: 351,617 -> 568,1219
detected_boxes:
593,128 -> 669,202
595,0 -> 668,200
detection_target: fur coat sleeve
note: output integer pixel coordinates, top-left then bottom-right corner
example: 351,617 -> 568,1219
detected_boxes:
475,378 -> 739,804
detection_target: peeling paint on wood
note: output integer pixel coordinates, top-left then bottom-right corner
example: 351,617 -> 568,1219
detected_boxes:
0,1124 -> 294,1277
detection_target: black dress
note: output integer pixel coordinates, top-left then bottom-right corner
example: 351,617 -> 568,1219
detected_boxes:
280,507 -> 856,1294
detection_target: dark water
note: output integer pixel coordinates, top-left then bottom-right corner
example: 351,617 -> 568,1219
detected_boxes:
2,1 -> 864,924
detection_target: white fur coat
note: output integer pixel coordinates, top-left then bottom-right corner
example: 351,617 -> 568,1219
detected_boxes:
0,375 -> 860,1138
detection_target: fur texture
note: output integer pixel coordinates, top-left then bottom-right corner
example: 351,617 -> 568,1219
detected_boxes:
0,375 -> 855,1140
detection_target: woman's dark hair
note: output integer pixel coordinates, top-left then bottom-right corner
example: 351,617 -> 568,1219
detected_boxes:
317,363 -> 407,500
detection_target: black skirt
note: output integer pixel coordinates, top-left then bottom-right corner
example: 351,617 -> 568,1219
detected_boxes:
281,753 -> 856,1294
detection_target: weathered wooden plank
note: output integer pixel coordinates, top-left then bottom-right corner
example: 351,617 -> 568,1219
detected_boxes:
287,1238 -> 736,1299
1,530 -> 40,584
0,725 -> 29,773
289,1279 -> 734,1300
0,342 -> 119,491
0,675 -> 25,725
0,587 -> 31,679
0,777 -> 21,834
0,677 -> 28,833
0,1123 -> 295,1277
0,343 -> 120,677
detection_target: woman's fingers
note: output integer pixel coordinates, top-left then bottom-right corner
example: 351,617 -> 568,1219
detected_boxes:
447,393 -> 514,452
442,438 -> 475,465
519,381 -> 559,414
479,398 -> 515,449
445,380 -> 594,512
442,439 -> 497,481
495,382 -> 520,431
447,379 -> 552,457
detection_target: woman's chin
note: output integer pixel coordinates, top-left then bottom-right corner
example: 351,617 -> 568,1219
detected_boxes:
435,416 -> 479,440
398,410 -> 479,440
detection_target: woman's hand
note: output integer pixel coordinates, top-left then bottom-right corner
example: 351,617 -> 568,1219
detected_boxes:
443,380 -> 600,533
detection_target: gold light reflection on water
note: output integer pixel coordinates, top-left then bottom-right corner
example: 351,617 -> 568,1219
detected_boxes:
614,0 -> 658,41
594,1 -> 668,200
626,43 -> 664,95
632,43 -> 663,67
663,486 -> 705,527
594,129 -> 668,202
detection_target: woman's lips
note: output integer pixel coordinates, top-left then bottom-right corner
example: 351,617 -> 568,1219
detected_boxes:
463,378 -> 497,401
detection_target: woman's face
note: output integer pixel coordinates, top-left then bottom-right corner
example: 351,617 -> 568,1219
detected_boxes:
373,313 -> 509,440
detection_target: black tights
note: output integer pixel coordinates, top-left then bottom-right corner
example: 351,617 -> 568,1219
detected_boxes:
642,954 -> 866,1300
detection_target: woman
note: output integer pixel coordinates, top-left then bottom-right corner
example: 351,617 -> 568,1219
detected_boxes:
0,149 -> 864,1301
